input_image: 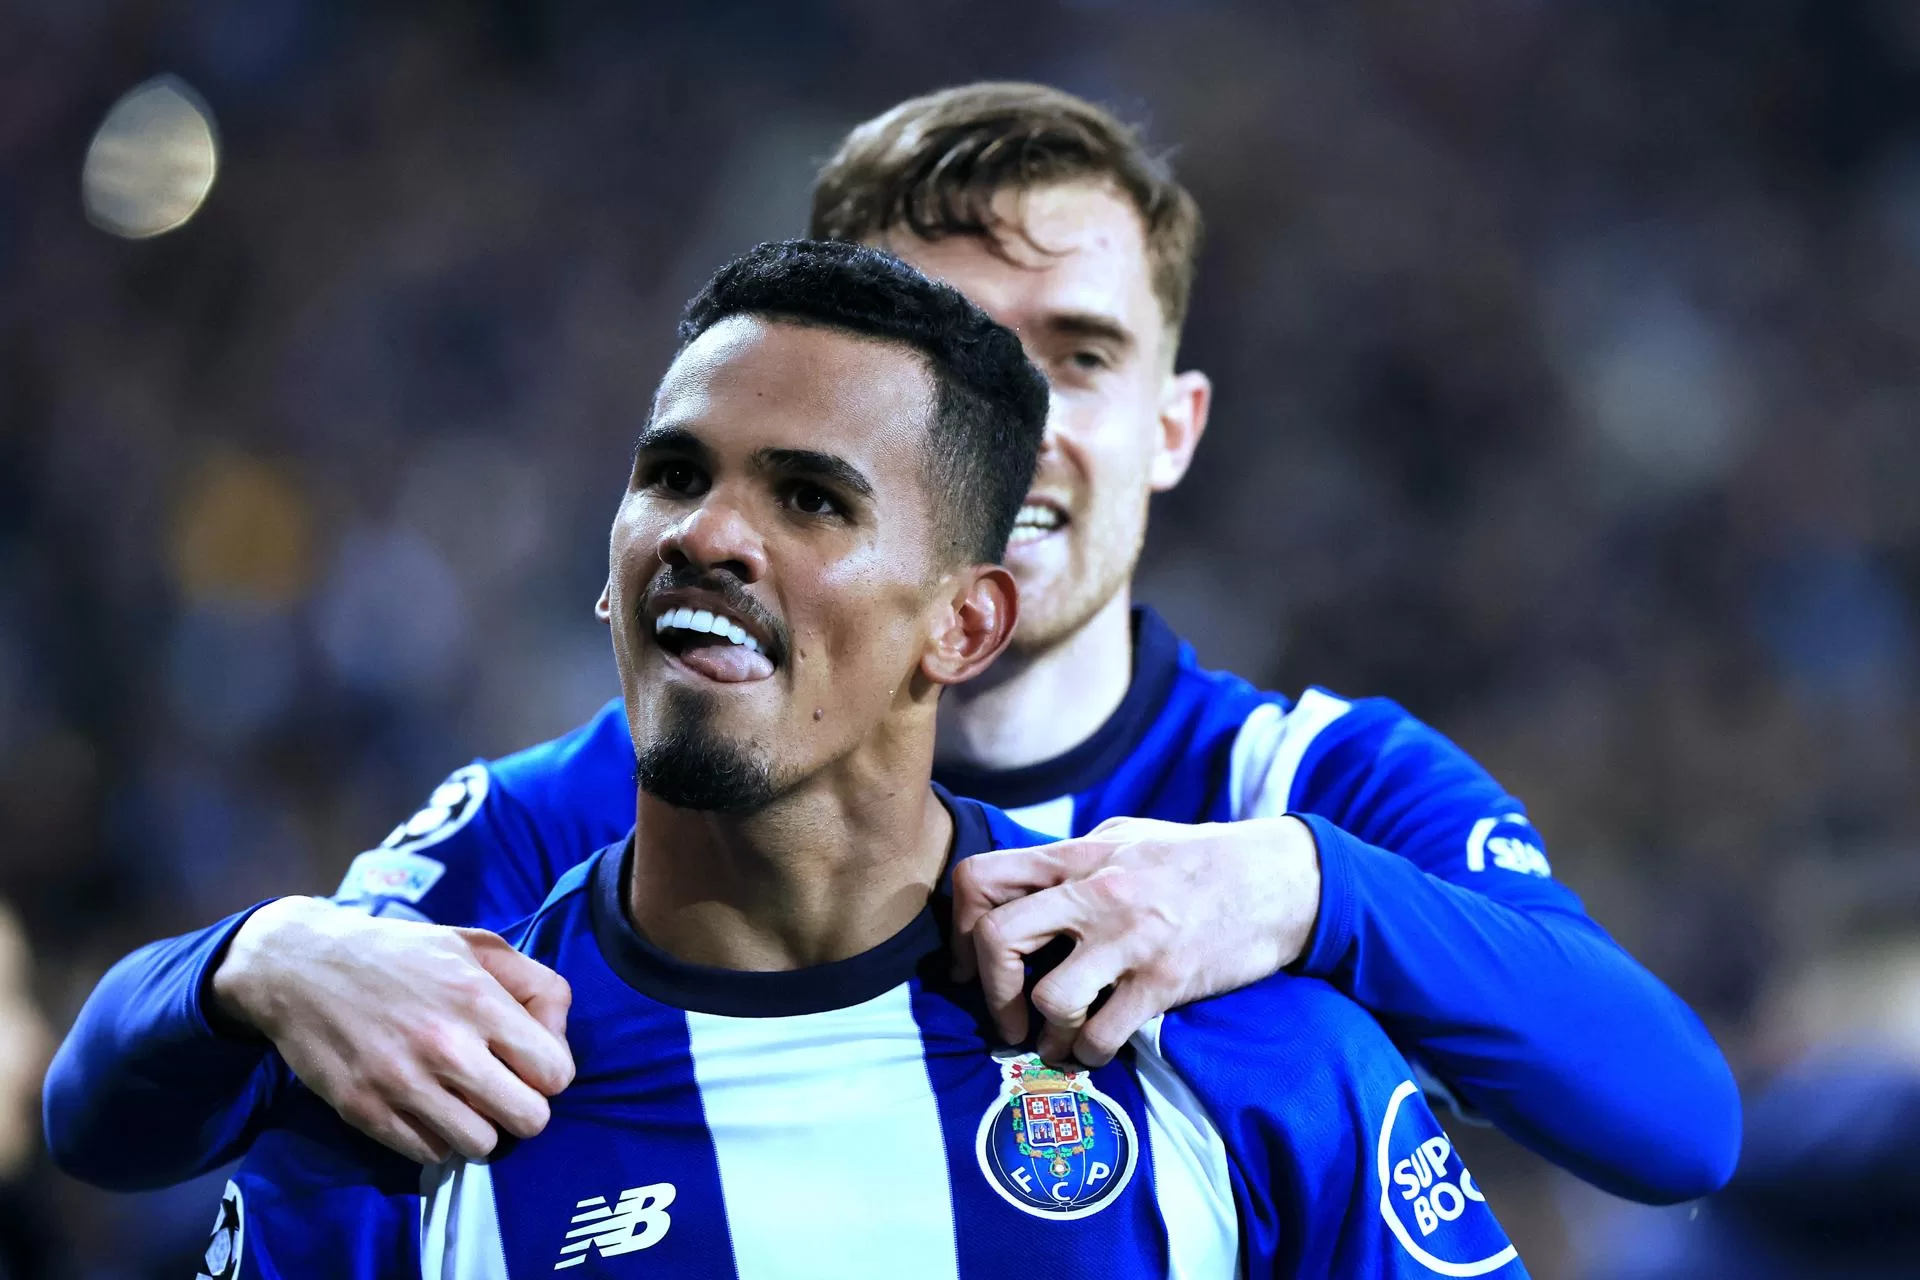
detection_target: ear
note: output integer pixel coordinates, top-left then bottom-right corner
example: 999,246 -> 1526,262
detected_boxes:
920,565 -> 1019,687
1149,368 -> 1212,492
594,582 -> 614,623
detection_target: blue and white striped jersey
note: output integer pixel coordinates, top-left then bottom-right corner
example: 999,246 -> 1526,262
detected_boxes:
219,793 -> 1525,1279
47,609 -> 1740,1204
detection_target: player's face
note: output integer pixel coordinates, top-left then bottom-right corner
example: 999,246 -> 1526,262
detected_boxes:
600,316 -> 958,813
876,182 -> 1208,653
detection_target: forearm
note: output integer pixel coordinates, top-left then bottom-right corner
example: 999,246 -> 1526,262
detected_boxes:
1294,815 -> 1742,1204
44,903 -> 286,1191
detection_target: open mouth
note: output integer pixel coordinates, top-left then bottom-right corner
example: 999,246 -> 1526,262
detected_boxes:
651,603 -> 777,683
1008,499 -> 1068,546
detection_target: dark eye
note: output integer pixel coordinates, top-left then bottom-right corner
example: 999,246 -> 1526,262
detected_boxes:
656,461 -> 702,494
790,484 -> 840,517
1069,350 -> 1109,373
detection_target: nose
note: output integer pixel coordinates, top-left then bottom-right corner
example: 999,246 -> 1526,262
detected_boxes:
1038,388 -> 1066,458
655,496 -> 768,583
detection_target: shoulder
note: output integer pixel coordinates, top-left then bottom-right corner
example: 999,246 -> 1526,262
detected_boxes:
332,698 -> 632,929
1231,685 -> 1518,817
1158,975 -> 1404,1095
1153,981 -> 1524,1277
504,840 -> 621,961
486,697 -> 634,811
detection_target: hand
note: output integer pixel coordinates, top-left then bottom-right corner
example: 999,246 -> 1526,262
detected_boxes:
952,816 -> 1321,1066
210,897 -> 574,1164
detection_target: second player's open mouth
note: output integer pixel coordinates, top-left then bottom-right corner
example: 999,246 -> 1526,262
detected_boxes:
1008,499 -> 1067,547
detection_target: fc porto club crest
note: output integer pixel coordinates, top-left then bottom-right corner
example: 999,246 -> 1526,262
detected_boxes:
975,1053 -> 1137,1219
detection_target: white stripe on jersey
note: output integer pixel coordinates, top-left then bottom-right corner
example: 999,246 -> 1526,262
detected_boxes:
1131,1017 -> 1240,1279
1228,690 -> 1352,819
1005,795 -> 1075,839
420,1158 -> 510,1280
684,985 -> 962,1280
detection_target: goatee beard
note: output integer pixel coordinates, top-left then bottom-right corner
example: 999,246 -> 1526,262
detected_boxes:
633,686 -> 777,814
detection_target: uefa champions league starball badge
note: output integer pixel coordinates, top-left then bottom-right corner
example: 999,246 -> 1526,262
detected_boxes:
975,1052 -> 1138,1219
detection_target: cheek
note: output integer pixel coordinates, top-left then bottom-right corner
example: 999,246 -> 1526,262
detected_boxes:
785,562 -> 929,693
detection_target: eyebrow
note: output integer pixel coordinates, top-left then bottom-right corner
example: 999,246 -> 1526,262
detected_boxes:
1042,310 -> 1136,354
755,447 -> 875,501
634,426 -> 874,502
632,423 -> 713,466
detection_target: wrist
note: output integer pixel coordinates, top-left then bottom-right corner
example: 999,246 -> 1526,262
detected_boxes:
1273,815 -> 1322,969
206,896 -> 325,1039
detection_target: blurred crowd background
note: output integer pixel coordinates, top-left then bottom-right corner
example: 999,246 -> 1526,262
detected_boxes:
3,0 -> 1919,1276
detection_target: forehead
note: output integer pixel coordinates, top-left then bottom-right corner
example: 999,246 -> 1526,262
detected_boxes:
655,316 -> 933,477
877,181 -> 1165,343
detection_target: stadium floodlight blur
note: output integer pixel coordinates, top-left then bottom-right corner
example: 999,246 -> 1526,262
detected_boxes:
81,75 -> 219,239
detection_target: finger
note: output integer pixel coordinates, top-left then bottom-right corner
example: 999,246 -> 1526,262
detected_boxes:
1071,979 -> 1166,1068
466,938 -> 575,1092
404,1084 -> 502,1163
1031,945 -> 1126,1064
972,885 -> 1095,1044
950,848 -> 1069,981
439,1041 -> 555,1141
341,1100 -> 448,1166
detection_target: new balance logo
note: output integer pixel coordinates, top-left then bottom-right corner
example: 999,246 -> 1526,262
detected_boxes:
554,1183 -> 676,1270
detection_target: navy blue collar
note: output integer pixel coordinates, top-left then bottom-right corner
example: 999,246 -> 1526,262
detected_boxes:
590,784 -> 995,1018
933,606 -> 1186,810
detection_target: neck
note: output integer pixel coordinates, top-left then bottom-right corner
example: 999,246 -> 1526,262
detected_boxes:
937,588 -> 1134,771
627,776 -> 953,972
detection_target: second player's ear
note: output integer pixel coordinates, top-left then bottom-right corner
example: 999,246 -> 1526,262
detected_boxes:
921,565 -> 1018,687
594,582 -> 614,623
1150,368 -> 1212,492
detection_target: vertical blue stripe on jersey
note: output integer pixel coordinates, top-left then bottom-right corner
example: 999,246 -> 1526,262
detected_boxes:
488,888 -> 739,1279
906,975 -> 1171,1277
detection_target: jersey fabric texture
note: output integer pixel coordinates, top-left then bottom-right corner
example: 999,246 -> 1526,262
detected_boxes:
45,609 -> 1740,1202
220,793 -> 1527,1279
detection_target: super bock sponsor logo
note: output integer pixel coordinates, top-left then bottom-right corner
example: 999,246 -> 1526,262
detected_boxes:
1377,1080 -> 1518,1276
975,1052 -> 1138,1220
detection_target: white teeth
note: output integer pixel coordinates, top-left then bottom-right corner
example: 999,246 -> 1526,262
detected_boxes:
1013,503 -> 1062,530
653,606 -> 766,656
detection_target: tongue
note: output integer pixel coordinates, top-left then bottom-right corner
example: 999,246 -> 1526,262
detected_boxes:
678,641 -> 775,683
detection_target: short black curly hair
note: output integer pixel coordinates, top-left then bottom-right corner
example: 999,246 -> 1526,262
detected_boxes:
677,239 -> 1049,565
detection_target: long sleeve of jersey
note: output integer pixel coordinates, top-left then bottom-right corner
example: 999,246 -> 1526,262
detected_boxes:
42,903 -> 290,1191
1267,692 -> 1742,1204
42,700 -> 637,1193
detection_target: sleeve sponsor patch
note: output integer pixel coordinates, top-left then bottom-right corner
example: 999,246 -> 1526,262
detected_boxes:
1465,814 -> 1551,878
333,849 -> 447,905
1377,1080 -> 1519,1275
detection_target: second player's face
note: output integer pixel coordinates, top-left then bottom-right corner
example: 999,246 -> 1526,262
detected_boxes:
601,316 -> 952,810
877,182 -> 1198,652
